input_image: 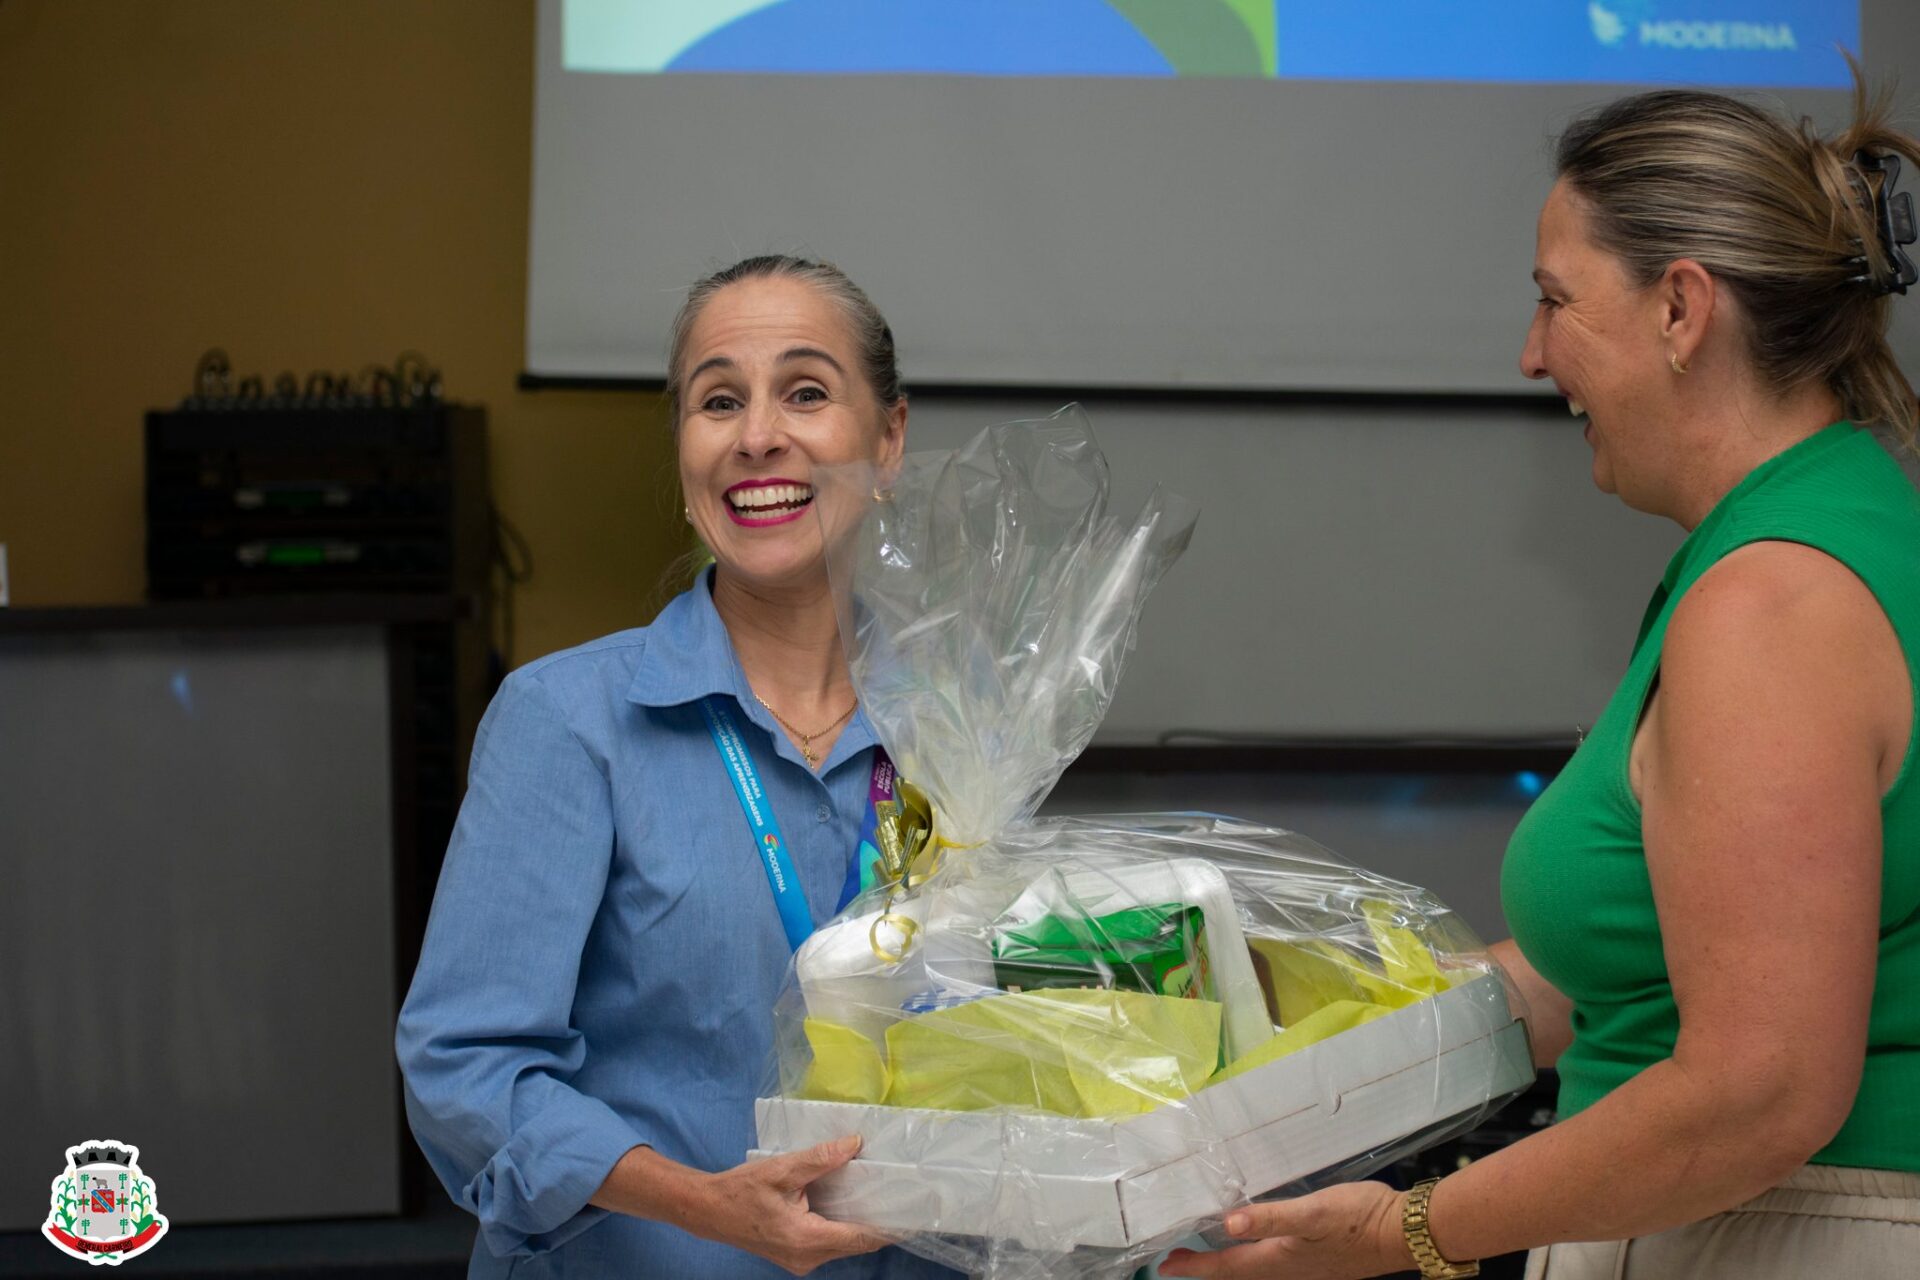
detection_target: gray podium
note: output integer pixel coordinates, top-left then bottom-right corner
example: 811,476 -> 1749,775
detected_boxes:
0,598 -> 468,1230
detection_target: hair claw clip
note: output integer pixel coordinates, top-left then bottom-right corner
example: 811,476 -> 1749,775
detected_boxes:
1854,150 -> 1919,296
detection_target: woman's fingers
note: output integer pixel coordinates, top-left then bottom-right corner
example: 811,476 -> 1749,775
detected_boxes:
1159,1239 -> 1291,1278
802,1216 -> 895,1259
723,1137 -> 891,1273
763,1193 -> 892,1274
1226,1194 -> 1324,1240
1157,1183 -> 1409,1280
764,1135 -> 862,1192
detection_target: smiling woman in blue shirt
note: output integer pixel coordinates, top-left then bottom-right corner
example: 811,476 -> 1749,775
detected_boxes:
396,256 -> 956,1279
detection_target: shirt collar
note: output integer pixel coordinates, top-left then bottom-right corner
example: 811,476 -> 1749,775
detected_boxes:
626,569 -> 879,774
625,569 -> 743,710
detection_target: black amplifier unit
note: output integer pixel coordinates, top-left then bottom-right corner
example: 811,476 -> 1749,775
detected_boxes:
144,360 -> 505,1219
146,400 -> 489,600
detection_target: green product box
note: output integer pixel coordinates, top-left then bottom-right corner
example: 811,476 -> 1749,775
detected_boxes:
992,902 -> 1215,1002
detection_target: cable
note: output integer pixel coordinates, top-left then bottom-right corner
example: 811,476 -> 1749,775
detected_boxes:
487,507 -> 534,685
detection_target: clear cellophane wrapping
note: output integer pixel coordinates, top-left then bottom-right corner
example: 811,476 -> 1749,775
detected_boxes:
760,407 -> 1531,1279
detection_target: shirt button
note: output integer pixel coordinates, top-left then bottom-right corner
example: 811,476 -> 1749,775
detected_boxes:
816,804 -> 832,823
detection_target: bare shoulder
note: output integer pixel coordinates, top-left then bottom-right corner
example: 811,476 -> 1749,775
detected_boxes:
1673,539 -> 1881,630
1663,539 -> 1909,783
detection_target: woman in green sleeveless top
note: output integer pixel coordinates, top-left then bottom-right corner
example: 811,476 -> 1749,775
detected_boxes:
1162,84 -> 1920,1280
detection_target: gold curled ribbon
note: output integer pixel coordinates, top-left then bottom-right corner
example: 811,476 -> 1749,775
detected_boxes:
862,776 -> 995,962
868,912 -> 922,965
872,779 -> 935,886
866,778 -> 948,963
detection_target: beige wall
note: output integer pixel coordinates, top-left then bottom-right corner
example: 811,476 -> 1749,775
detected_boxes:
0,0 -> 684,665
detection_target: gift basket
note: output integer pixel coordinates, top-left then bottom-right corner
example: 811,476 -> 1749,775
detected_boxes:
753,407 -> 1534,1279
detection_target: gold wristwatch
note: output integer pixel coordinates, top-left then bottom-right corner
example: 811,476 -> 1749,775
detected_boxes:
1402,1177 -> 1479,1279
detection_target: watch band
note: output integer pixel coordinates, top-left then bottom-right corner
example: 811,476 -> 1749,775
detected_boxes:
1402,1177 -> 1480,1279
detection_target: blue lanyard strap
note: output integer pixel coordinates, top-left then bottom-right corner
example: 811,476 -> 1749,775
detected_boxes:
702,697 -> 815,952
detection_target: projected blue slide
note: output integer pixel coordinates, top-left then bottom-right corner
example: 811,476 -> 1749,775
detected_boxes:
1278,2 -> 1857,88
564,1 -> 1858,89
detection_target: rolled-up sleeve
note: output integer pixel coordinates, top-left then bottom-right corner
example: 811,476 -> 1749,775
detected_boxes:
395,668 -> 645,1259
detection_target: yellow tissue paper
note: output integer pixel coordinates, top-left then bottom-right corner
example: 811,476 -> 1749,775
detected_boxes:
881,989 -> 1222,1118
799,1017 -> 891,1105
1248,937 -> 1374,1026
1250,900 -> 1462,1028
796,900 -> 1477,1117
1212,999 -> 1395,1083
1363,900 -> 1453,1002
1212,910 -> 1464,1083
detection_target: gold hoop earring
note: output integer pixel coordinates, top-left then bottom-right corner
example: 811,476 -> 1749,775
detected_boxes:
1670,351 -> 1689,375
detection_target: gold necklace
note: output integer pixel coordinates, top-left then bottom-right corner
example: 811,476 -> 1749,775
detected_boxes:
753,692 -> 858,768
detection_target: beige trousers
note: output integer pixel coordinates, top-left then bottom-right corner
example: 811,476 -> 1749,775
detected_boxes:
1523,1164 -> 1920,1279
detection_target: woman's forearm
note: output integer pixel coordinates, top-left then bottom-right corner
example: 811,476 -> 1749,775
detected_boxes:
588,1144 -> 712,1232
583,1137 -> 887,1273
1488,938 -> 1574,1068
1425,1053 -> 1827,1262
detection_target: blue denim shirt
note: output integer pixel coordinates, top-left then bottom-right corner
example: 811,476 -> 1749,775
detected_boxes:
396,573 -> 958,1279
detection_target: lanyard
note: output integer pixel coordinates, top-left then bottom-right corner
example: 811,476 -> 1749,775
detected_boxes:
703,696 -> 895,953
843,751 -> 897,908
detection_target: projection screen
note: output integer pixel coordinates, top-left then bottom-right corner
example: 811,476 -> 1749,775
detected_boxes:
527,1 -> 1912,394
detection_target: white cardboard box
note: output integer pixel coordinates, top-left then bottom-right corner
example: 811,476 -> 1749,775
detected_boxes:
753,974 -> 1532,1250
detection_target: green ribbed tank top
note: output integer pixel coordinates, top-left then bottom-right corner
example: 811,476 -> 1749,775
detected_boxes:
1502,422 -> 1920,1173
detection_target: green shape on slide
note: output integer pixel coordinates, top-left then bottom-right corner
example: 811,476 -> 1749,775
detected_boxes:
1219,0 -> 1277,74
563,0 -> 780,73
1104,0 -> 1267,78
